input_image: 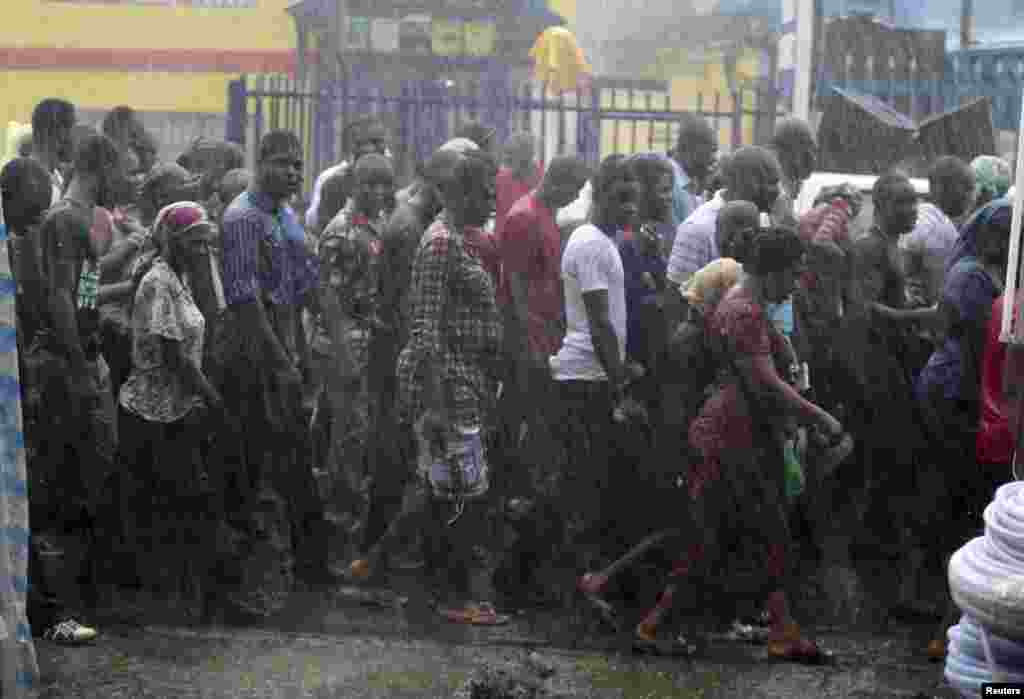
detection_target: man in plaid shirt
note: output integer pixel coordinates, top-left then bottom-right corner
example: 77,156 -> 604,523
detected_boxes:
349,150 -> 506,625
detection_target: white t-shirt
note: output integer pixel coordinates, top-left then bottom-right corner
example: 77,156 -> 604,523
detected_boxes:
50,169 -> 64,206
551,223 -> 626,382
304,162 -> 349,230
899,201 -> 958,304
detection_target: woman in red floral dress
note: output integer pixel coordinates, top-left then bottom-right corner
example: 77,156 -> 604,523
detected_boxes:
583,226 -> 843,661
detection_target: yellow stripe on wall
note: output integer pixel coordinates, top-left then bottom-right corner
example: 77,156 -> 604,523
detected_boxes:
0,0 -> 294,51
0,70 -> 238,126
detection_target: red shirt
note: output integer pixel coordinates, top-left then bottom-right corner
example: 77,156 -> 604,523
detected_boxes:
497,191 -> 563,357
978,294 -> 1024,465
798,199 -> 853,291
495,166 -> 541,237
463,225 -> 501,291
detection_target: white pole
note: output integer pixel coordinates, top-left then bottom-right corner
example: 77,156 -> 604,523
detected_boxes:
1000,87 -> 1024,343
792,0 -> 815,122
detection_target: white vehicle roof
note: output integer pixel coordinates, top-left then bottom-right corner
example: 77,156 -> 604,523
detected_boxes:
795,172 -> 929,217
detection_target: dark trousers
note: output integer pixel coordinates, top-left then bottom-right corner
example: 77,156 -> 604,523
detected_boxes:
27,537 -> 67,633
552,380 -> 619,562
219,357 -> 326,573
117,408 -> 209,596
23,344 -> 115,617
365,423 -> 485,603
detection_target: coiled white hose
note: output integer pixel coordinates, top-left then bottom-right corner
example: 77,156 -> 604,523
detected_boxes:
949,483 -> 1024,641
946,482 -> 1024,695
945,615 -> 1024,697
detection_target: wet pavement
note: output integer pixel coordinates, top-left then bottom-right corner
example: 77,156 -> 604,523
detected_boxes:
35,557 -> 962,699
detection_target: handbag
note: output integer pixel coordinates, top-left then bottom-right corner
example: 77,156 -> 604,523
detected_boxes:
420,229 -> 490,507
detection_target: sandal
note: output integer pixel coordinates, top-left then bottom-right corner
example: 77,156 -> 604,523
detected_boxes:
632,633 -> 699,657
577,573 -> 621,631
767,636 -> 834,665
724,620 -> 771,644
440,603 -> 510,626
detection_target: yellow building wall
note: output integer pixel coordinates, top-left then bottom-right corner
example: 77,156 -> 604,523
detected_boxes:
548,0 -> 577,26
0,0 -> 294,52
0,0 -> 296,129
598,47 -> 762,158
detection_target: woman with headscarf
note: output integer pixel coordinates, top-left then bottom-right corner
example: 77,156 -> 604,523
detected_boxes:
970,156 -> 1012,213
117,202 -> 226,620
917,200 -> 1013,533
99,163 -> 201,396
582,227 -> 841,661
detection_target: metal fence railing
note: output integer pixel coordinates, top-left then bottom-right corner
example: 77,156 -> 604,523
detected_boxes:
227,74 -> 783,199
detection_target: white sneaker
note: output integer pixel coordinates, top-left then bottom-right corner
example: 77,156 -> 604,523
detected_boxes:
42,618 -> 98,645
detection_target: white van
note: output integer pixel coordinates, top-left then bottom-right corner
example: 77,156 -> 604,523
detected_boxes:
795,172 -> 930,238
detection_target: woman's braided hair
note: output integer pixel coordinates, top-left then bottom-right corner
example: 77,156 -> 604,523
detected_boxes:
744,225 -> 805,276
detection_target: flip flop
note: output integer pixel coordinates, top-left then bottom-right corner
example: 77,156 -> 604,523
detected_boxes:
578,573 -> 621,631
632,634 -> 699,657
722,621 -> 771,644
767,637 -> 835,665
440,603 -> 510,626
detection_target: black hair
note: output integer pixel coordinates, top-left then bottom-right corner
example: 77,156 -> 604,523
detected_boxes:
544,155 -> 591,192
73,132 -> 122,176
589,154 -> 636,227
101,106 -> 141,146
318,168 -> 353,226
178,137 -> 245,174
674,113 -> 715,155
421,149 -> 463,187
140,164 -> 197,218
31,98 -> 75,145
745,225 -> 805,276
444,149 -> 498,196
725,146 -> 780,196
872,169 -> 911,206
593,154 -> 635,200
929,156 -> 975,218
219,168 -> 251,202
628,154 -> 673,188
353,153 -> 394,182
342,116 -> 387,156
454,120 -> 496,152
72,132 -> 136,207
707,153 -> 731,193
1,157 -> 53,232
771,118 -> 815,153
257,130 -> 302,164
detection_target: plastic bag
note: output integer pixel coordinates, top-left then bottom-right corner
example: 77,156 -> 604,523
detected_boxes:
784,439 -> 805,500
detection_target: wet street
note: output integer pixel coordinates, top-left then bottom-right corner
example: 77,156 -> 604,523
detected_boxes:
35,558 -> 962,698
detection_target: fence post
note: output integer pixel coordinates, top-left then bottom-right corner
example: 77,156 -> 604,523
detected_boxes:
731,89 -> 742,149
226,77 -> 247,147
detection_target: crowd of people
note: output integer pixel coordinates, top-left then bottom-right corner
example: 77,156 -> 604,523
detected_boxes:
1,97 -> 1020,668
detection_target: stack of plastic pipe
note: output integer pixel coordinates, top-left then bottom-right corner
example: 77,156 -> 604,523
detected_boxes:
947,482 -> 1024,695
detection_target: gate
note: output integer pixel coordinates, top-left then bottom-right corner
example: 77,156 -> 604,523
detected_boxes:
227,74 -> 777,200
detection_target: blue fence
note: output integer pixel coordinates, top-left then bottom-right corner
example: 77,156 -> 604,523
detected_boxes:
226,74 -> 778,200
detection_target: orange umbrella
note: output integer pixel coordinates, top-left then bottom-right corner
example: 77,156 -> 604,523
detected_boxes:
529,26 -> 592,95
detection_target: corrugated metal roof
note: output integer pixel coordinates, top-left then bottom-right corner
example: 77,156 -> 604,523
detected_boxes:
831,87 -> 917,130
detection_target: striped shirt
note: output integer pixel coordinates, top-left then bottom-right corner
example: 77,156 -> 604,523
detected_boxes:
220,190 -> 318,309
396,213 -> 503,430
666,191 -> 725,287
